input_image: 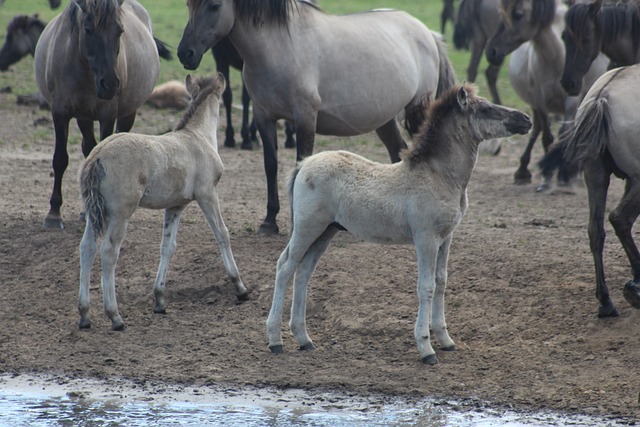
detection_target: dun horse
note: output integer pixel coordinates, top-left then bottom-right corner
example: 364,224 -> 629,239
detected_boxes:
485,0 -> 607,187
0,14 -> 45,71
178,0 -> 456,235
453,0 -> 503,105
78,74 -> 249,331
549,65 -> 640,317
266,84 -> 532,364
34,0 -> 165,229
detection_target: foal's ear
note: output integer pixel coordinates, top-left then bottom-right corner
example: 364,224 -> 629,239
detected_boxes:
185,74 -> 197,96
214,72 -> 226,97
456,86 -> 469,110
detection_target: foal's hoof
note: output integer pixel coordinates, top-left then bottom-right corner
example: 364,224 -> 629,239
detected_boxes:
258,222 -> 279,236
623,281 -> 640,309
440,345 -> 457,352
269,344 -> 284,354
236,291 -> 250,302
299,342 -> 316,351
78,319 -> 91,330
43,215 -> 64,230
597,301 -> 619,318
421,354 -> 438,365
111,321 -> 126,331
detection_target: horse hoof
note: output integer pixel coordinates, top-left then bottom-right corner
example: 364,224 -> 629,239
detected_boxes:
240,141 -> 253,150
258,222 -> 279,236
535,183 -> 550,193
78,319 -> 91,329
224,138 -> 236,148
440,345 -> 456,352
269,344 -> 284,354
43,216 -> 64,230
154,307 -> 167,315
111,322 -> 126,331
623,281 -> 640,309
421,354 -> 438,365
597,302 -> 619,318
299,342 -> 316,351
236,291 -> 250,302
284,140 -> 296,149
514,170 -> 532,185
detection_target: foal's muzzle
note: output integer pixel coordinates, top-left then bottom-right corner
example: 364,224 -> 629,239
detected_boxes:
505,111 -> 532,135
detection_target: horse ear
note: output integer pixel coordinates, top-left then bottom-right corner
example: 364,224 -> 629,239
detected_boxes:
457,86 -> 469,110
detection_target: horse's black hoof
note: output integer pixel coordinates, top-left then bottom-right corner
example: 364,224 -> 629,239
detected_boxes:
284,140 -> 296,149
269,344 -> 284,354
78,320 -> 91,330
258,222 -> 279,236
154,307 -> 167,315
623,281 -> 640,309
440,345 -> 456,352
240,141 -> 253,150
421,354 -> 438,365
597,301 -> 619,318
514,170 -> 532,185
236,291 -> 250,302
299,342 -> 316,351
43,216 -> 64,230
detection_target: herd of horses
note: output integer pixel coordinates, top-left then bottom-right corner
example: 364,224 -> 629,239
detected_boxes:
1,0 -> 639,364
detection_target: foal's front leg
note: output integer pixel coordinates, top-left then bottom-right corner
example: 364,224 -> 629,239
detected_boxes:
153,205 -> 187,314
414,237 -> 440,364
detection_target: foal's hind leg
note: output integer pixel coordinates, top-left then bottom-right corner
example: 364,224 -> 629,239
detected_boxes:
197,191 -> 248,300
431,235 -> 456,352
289,226 -> 339,351
608,179 -> 640,309
375,119 -> 407,163
78,218 -> 98,329
153,205 -> 187,314
100,219 -> 129,330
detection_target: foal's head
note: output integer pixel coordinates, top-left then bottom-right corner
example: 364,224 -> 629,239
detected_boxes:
404,84 -> 531,165
69,0 -> 125,99
174,73 -> 226,131
0,14 -> 46,71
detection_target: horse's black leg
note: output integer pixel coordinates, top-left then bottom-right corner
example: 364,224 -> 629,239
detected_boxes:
284,121 -> 296,149
584,159 -> 618,317
609,179 -> 640,309
375,119 -> 407,163
240,82 -> 254,150
115,112 -> 136,134
76,119 -> 97,158
98,117 -> 116,142
43,112 -> 70,229
218,61 -> 235,148
485,61 -> 502,105
467,38 -> 484,83
514,109 -> 542,184
255,115 -> 280,235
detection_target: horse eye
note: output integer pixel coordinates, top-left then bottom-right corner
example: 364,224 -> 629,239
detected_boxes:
512,10 -> 524,21
208,2 -> 221,12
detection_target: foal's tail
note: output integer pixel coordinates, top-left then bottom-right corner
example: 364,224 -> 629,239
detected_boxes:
79,158 -> 108,237
286,162 -> 304,236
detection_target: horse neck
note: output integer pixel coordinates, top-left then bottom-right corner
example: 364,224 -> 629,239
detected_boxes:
601,7 -> 640,65
27,23 -> 45,56
227,19 -> 281,68
178,100 -> 219,147
530,23 -> 565,73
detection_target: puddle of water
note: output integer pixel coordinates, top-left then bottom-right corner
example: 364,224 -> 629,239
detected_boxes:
0,374 -> 631,427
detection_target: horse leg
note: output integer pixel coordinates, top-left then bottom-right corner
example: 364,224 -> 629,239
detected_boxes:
608,179 -> 640,309
485,62 -> 502,105
240,83 -> 254,150
375,119 -> 407,163
267,223 -> 329,353
78,218 -> 98,329
514,109 -> 542,184
115,112 -> 136,134
414,235 -> 440,364
255,114 -> 280,235
98,117 -> 116,141
153,205 -> 187,314
217,61 -> 235,148
467,39 -> 484,83
77,119 -> 97,158
431,235 -> 456,352
290,226 -> 339,351
100,219 -> 129,330
584,160 -> 617,317
196,190 -> 249,300
43,112 -> 70,229
284,121 -> 296,149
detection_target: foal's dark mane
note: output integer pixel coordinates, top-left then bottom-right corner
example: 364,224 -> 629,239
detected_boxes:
500,0 -> 555,28
403,84 -> 477,166
174,76 -> 222,131
7,14 -> 46,34
67,0 -> 123,33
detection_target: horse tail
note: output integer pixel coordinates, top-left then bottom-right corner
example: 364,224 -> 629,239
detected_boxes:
154,37 -> 173,61
453,0 -> 471,50
563,97 -> 611,171
286,162 -> 304,236
80,158 -> 108,237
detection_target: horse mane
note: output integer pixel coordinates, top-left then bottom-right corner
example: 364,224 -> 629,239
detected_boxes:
7,14 -> 46,33
174,76 -> 222,131
500,0 -> 555,28
67,0 -> 123,33
403,83 -> 477,166
187,0 -> 298,27
601,3 -> 640,49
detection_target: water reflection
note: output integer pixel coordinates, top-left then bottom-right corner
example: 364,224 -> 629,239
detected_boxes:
0,375 -> 631,427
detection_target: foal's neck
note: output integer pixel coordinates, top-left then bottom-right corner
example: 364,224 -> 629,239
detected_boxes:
179,100 -> 218,145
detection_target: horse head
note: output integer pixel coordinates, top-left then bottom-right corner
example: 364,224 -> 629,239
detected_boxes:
561,0 -> 603,96
486,0 -> 556,65
0,15 -> 45,71
72,0 -> 124,100
178,0 -> 236,70
49,0 -> 62,9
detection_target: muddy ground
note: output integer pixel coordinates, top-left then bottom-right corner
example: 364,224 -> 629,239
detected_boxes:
0,79 -> 639,423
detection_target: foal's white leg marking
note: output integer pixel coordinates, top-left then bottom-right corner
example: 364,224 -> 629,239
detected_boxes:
431,235 -> 456,351
100,219 -> 129,331
153,205 -> 187,314
197,190 -> 248,298
414,235 -> 440,364
78,217 -> 98,329
290,227 -> 339,350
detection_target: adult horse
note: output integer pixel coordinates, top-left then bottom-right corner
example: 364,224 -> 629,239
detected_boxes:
178,0 -> 456,235
0,14 -> 46,71
441,0 -> 456,34
555,65 -> 640,317
35,0 -> 163,229
485,0 -> 607,186
560,0 -> 640,96
453,0 -> 503,105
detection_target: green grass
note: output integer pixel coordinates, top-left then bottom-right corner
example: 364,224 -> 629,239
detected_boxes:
0,0 -> 527,114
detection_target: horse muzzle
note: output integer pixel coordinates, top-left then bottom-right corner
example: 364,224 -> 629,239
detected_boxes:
505,111 -> 532,135
177,47 -> 203,71
96,76 -> 120,100
560,76 -> 582,97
